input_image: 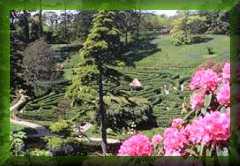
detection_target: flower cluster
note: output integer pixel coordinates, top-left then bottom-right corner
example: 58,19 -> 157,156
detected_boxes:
185,110 -> 230,145
190,62 -> 230,110
152,134 -> 163,145
163,127 -> 187,156
118,134 -> 152,156
190,68 -> 219,91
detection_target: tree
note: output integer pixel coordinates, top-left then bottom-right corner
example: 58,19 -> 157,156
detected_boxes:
170,11 -> 192,46
23,38 -> 57,96
66,10 -> 122,154
115,10 -> 142,46
72,11 -> 95,42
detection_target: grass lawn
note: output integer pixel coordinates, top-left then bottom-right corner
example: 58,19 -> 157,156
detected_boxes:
136,34 -> 229,68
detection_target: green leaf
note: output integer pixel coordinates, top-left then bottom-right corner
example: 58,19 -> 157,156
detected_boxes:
205,146 -> 213,157
204,94 -> 212,108
201,108 -> 207,115
103,96 -> 112,106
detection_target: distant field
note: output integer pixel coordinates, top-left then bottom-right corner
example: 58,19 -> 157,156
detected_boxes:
135,34 -> 229,68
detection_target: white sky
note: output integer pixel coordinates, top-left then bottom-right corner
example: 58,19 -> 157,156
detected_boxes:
145,10 -> 177,16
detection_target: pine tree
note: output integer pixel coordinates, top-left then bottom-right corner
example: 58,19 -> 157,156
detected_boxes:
66,10 -> 122,154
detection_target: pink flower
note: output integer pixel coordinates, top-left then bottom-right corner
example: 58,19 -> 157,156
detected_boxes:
118,134 -> 152,156
190,69 -> 205,90
185,111 -> 230,145
190,90 -> 205,110
152,134 -> 163,145
190,69 -> 218,91
184,118 -> 211,145
216,82 -> 230,106
171,118 -> 184,129
222,62 -> 230,81
204,111 -> 230,142
164,150 -> 182,156
163,127 -> 187,155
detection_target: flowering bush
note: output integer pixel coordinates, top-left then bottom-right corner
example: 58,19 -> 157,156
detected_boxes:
152,134 -> 163,145
118,134 -> 152,156
118,62 -> 230,157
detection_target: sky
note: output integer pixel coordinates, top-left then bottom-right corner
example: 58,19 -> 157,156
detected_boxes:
145,10 -> 177,16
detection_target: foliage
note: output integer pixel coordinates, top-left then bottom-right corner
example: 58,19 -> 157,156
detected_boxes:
66,10 -> 124,119
170,14 -> 192,46
105,96 -> 156,131
198,11 -> 229,34
45,136 -> 65,152
10,131 -> 26,156
28,149 -> 52,156
186,15 -> 207,34
49,120 -> 70,134
10,31 -> 28,96
23,38 -> 58,96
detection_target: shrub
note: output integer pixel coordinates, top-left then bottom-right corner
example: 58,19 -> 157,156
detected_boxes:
170,17 -> 192,46
46,136 -> 65,152
49,120 -> 70,134
10,131 -> 26,156
29,149 -> 52,156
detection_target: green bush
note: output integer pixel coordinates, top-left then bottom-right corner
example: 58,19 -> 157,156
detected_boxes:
49,120 -> 70,134
170,29 -> 191,46
10,131 -> 26,156
105,96 -> 157,131
45,136 -> 65,151
29,149 -> 52,156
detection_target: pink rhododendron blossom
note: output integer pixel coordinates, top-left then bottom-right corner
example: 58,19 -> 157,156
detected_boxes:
222,62 -> 230,81
152,134 -> 163,145
204,111 -> 230,142
190,69 -> 205,90
118,134 -> 152,156
190,69 -> 218,91
190,91 -> 205,110
184,118 -> 211,145
185,111 -> 230,145
216,82 -> 230,106
171,118 -> 184,129
163,127 -> 187,155
164,150 -> 181,156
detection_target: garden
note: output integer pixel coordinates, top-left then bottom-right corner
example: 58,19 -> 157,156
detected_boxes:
10,10 -> 230,157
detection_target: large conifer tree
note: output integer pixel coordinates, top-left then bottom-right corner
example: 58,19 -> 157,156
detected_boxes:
67,10 -> 122,154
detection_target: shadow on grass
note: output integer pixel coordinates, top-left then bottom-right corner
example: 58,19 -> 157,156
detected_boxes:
121,32 -> 161,67
190,36 -> 213,44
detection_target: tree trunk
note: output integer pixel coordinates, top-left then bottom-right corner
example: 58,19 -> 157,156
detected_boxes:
98,65 -> 107,154
125,31 -> 128,46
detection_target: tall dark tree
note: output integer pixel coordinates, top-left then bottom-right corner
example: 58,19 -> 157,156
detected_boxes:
66,10 -> 122,154
73,11 -> 95,42
115,10 -> 142,46
23,38 -> 57,96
